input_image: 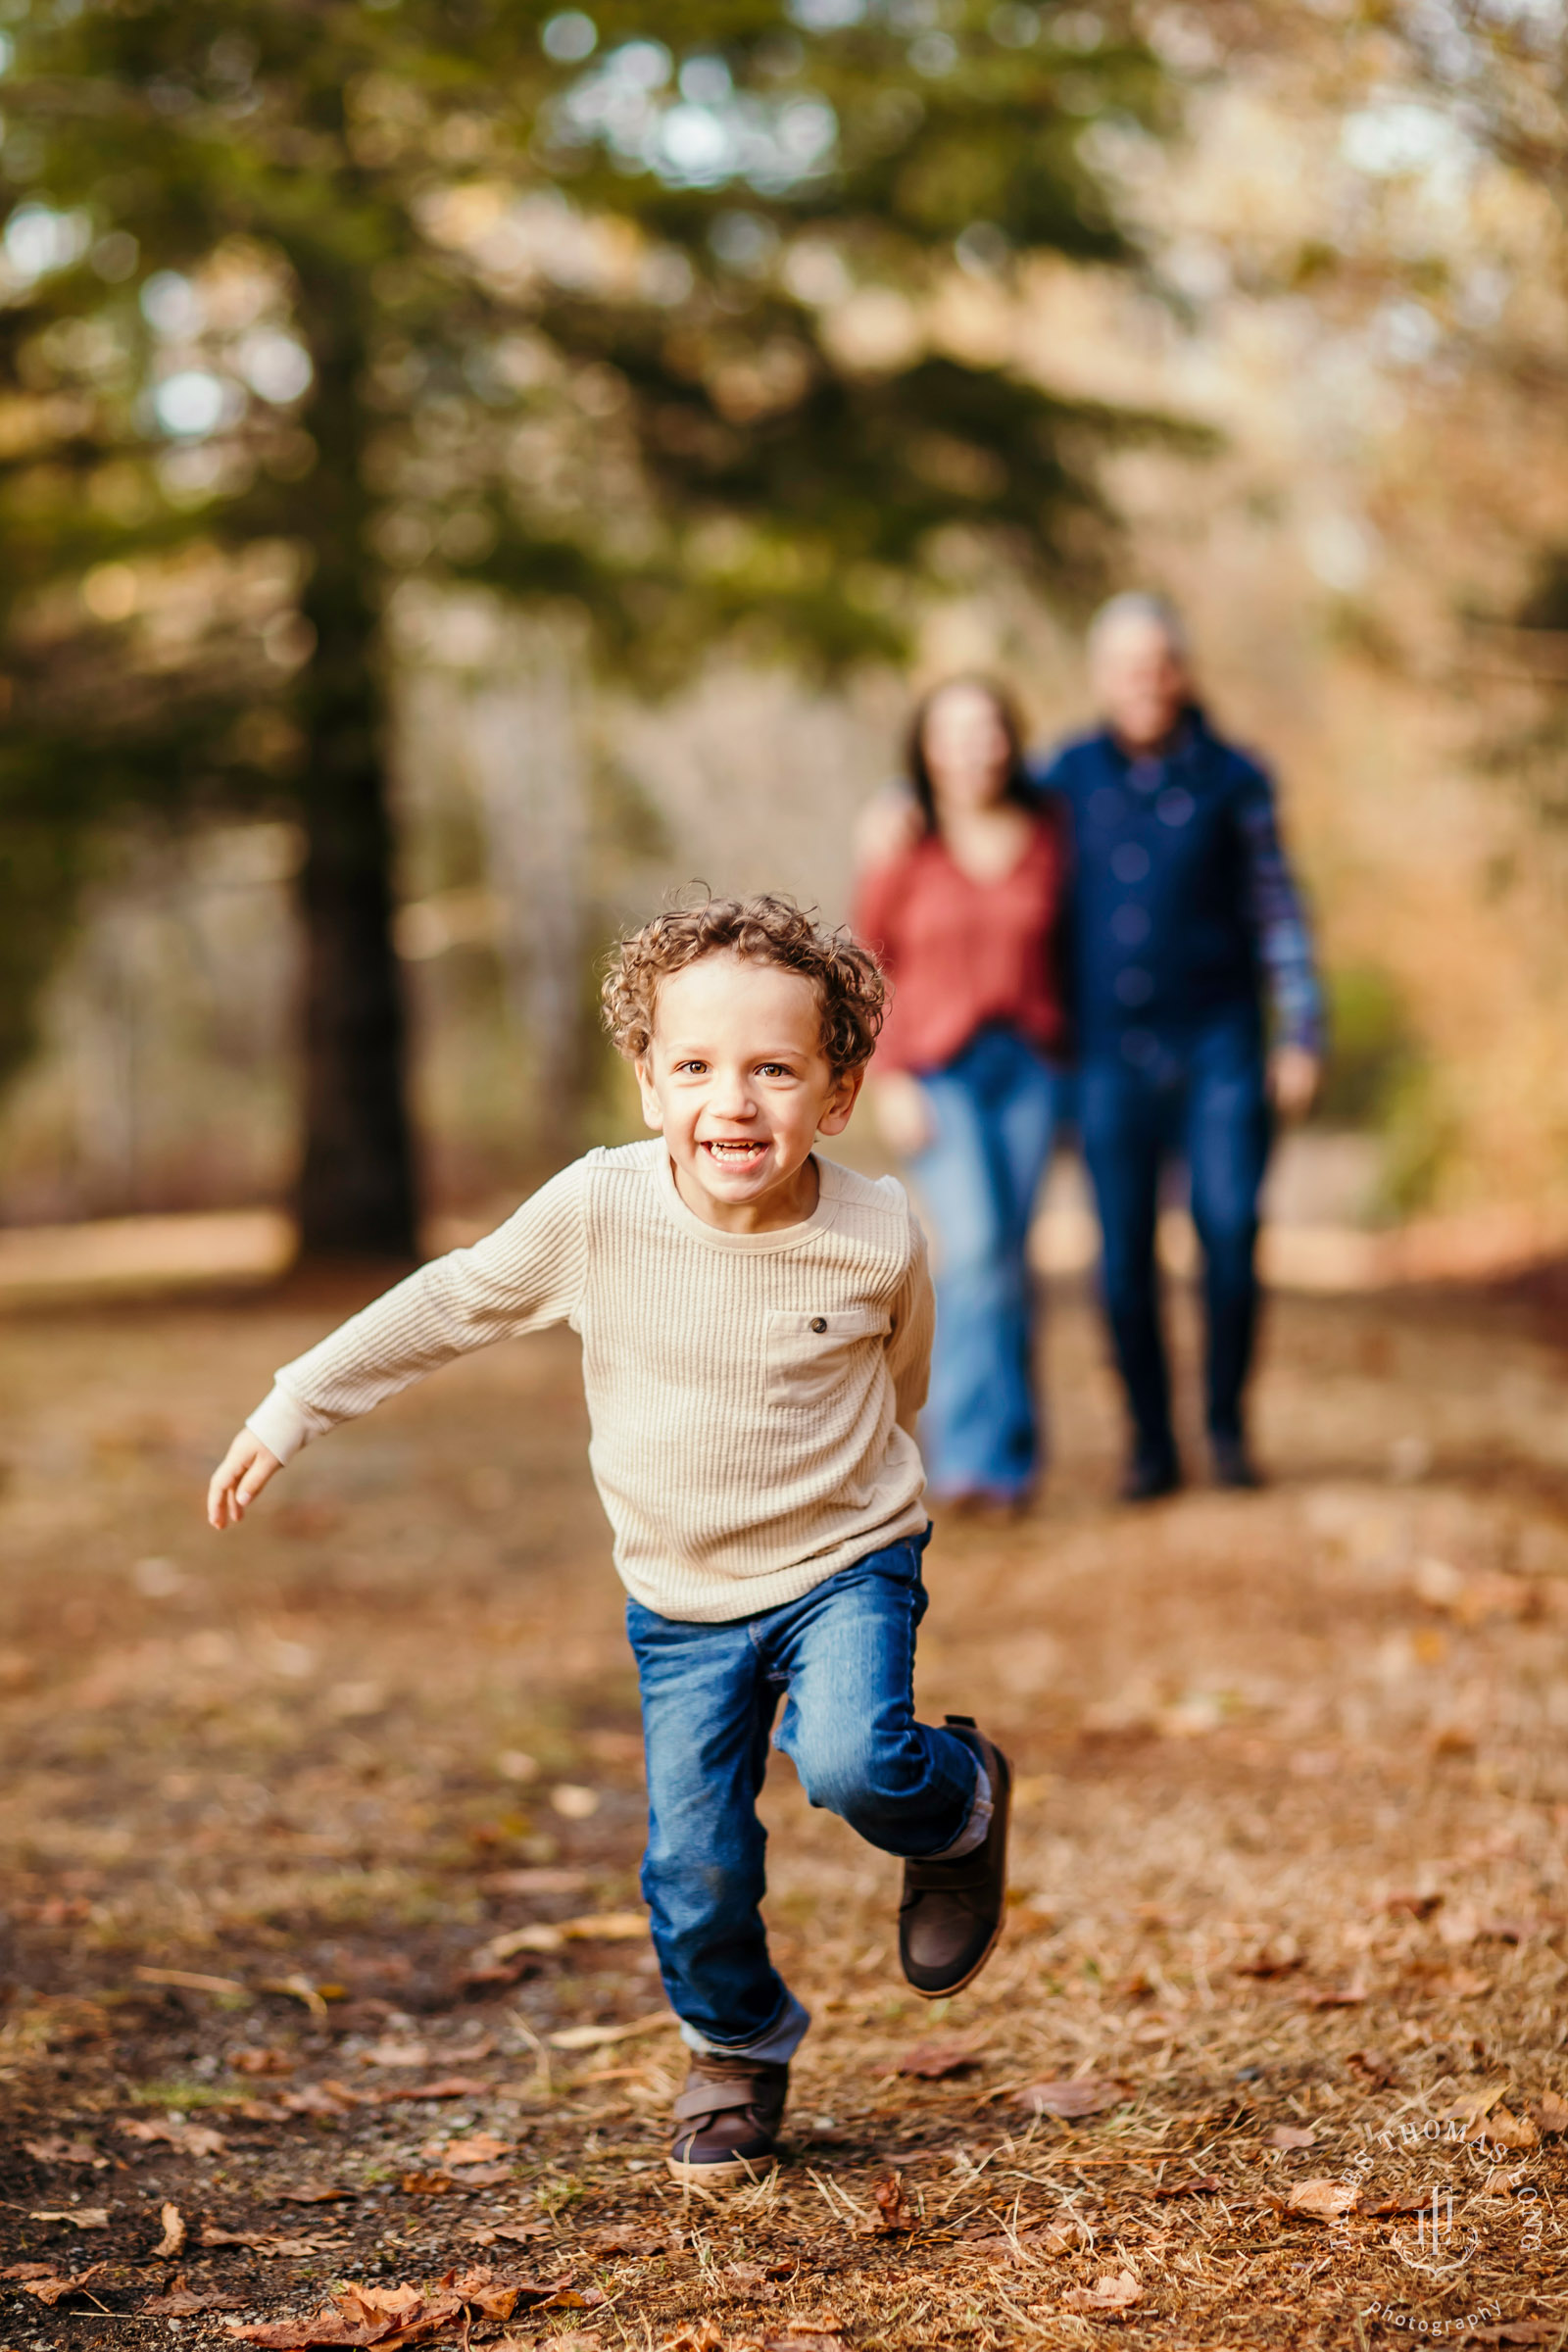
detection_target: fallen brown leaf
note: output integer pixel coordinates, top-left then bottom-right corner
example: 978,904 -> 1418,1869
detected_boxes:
452,2267 -> 565,2325
155,2200 -> 187,2259
358,2041 -> 430,2070
1527,2088 -> 1568,2135
660,2325 -> 724,2352
399,2171 -> 456,2196
869,2172 -> 914,2233
1147,2172 -> 1223,2198
759,2322 -> 850,2352
1264,2124 -> 1317,2150
463,2221 -> 549,2248
1062,2269 -> 1142,2313
223,2296 -> 433,2347
273,2184 -> 355,2205
965,2221 -> 1081,2264
232,2047 -> 296,2076
439,2133 -> 513,2167
896,2038 -> 977,2080
1466,2326 -> 1561,2346
278,2082 -> 365,2117
1019,2076 -> 1128,2119
1347,2049 -> 1397,2087
3,2262 -> 109,2305
223,2270 -> 583,2351
1444,2086 -> 1505,2128
23,2135 -> 107,2167
579,2226 -> 669,2258
119,2115 -> 226,2156
27,2209 -> 110,2230
724,2258 -> 794,2292
201,2227 -> 326,2256
143,2274 -> 245,2317
1284,2177 -> 1358,2222
1484,2104 -> 1540,2151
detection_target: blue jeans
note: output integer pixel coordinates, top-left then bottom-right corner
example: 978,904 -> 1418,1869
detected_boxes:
909,1026 -> 1059,1499
1078,1010 -> 1271,1459
626,1533 -> 976,2061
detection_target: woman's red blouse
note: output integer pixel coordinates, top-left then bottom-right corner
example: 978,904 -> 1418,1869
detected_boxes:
852,811 -> 1068,1075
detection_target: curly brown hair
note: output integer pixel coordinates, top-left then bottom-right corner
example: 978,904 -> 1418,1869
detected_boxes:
601,892 -> 888,1075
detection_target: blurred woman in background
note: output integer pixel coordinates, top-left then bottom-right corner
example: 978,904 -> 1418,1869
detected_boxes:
853,679 -> 1067,1513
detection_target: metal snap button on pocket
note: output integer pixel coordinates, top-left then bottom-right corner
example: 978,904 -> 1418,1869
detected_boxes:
809,1316 -> 827,1333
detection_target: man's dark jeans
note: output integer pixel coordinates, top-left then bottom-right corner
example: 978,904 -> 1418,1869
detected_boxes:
1078,1010 -> 1271,1462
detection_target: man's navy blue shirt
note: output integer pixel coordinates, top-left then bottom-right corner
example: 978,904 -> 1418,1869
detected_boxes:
1030,709 -> 1323,1067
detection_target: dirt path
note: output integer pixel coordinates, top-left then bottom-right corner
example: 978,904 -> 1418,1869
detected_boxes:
2,1272 -> 1566,2350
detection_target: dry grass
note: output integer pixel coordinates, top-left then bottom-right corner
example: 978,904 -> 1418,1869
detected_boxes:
0,1269 -> 1565,2349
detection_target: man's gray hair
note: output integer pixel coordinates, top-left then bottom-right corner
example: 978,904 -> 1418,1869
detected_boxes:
1087,590 -> 1191,666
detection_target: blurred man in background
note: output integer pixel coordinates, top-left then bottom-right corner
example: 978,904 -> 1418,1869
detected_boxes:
1038,594 -> 1323,1500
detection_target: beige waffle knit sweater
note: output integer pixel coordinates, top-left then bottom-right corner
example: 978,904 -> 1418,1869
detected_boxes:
247,1140 -> 934,1622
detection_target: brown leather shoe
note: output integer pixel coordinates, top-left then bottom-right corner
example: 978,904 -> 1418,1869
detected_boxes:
898,1715 -> 1011,1998
666,2051 -> 789,2187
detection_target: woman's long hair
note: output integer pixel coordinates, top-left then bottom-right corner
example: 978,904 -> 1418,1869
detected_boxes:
905,675 -> 1036,834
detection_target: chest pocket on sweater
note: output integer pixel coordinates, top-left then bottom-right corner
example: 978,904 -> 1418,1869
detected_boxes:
763,1307 -> 889,1411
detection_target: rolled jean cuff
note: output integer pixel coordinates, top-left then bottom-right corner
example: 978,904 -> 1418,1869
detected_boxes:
932,1760 -> 992,1861
680,1990 -> 810,2068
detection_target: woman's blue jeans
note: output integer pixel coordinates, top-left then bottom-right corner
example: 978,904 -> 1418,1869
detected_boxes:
909,1026 -> 1059,1500
626,1533 -> 976,2061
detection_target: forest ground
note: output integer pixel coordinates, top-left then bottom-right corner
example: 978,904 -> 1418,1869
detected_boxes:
2,1262 -> 1566,2351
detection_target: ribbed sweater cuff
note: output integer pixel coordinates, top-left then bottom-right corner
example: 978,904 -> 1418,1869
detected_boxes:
246,1384 -> 315,1466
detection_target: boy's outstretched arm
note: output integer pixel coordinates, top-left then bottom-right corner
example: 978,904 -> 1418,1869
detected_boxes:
208,1429 -> 283,1529
200,1158 -> 590,1533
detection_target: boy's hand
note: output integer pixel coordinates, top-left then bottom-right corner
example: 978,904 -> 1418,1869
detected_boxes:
207,1430 -> 283,1529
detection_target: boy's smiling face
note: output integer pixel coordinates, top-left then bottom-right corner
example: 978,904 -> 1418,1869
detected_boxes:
635,951 -> 863,1232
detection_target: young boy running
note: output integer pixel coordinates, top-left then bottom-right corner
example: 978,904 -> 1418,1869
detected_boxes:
207,894 -> 1011,2186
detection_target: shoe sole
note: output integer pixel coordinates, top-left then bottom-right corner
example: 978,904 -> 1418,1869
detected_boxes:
906,1732 -> 1012,2000
664,2148 -> 779,2189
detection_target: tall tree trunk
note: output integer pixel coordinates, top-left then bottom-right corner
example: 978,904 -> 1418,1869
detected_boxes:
468,612 -> 589,1162
292,283 -> 416,1259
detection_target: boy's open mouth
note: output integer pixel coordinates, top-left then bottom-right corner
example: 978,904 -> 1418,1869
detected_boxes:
700,1139 -> 768,1167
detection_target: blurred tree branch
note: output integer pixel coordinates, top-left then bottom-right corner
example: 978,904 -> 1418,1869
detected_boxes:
1,0 -> 1187,1250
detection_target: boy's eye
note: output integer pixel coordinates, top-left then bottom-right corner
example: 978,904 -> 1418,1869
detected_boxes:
674,1059 -> 708,1075
756,1062 -> 794,1079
